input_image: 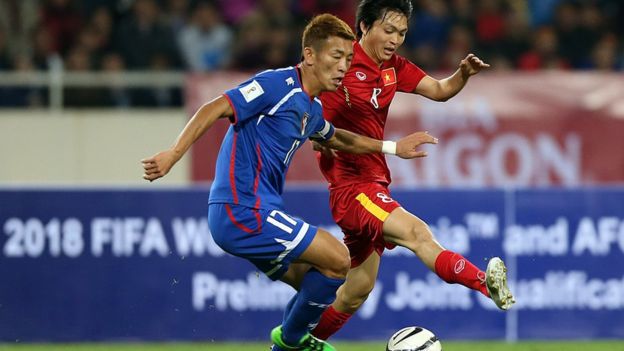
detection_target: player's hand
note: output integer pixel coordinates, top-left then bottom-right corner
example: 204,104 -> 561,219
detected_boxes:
311,140 -> 337,158
459,53 -> 490,77
141,150 -> 180,182
395,131 -> 438,159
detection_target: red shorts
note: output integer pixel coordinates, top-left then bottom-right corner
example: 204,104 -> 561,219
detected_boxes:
329,182 -> 401,267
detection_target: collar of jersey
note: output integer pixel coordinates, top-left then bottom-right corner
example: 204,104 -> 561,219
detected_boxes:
294,64 -> 315,101
355,41 -> 391,71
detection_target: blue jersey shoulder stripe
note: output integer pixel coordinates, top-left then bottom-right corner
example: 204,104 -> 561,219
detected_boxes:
257,66 -> 295,76
268,88 -> 302,116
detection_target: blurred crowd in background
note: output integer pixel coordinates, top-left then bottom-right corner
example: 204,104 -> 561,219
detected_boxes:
0,0 -> 622,107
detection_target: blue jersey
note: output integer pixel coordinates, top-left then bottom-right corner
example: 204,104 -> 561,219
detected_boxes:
209,66 -> 335,210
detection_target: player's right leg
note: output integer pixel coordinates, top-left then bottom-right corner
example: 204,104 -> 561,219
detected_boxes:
383,207 -> 515,310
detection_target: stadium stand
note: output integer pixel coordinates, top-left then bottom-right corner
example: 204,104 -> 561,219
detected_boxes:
0,0 -> 622,107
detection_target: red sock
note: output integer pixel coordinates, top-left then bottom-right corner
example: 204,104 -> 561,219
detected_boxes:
311,305 -> 352,340
434,250 -> 489,297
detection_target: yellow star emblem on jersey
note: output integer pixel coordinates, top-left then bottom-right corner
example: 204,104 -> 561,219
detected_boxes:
381,67 -> 396,86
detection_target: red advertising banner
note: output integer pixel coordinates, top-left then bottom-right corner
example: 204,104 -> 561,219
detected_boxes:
186,72 -> 624,187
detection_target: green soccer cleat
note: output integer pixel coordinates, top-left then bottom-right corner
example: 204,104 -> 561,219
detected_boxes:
271,325 -> 337,351
485,257 -> 516,310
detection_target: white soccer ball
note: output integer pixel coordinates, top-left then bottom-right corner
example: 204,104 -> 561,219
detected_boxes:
386,326 -> 442,351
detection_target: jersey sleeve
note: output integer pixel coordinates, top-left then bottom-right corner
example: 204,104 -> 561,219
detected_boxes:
223,73 -> 276,125
309,118 -> 335,142
395,55 -> 427,93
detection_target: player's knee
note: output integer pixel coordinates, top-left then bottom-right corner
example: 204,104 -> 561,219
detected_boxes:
336,244 -> 351,277
326,243 -> 350,279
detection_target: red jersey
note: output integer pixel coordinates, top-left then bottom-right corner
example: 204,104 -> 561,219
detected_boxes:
318,42 -> 427,188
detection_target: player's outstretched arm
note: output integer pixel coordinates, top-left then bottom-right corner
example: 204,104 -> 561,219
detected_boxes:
320,128 -> 438,159
141,95 -> 233,182
414,53 -> 490,102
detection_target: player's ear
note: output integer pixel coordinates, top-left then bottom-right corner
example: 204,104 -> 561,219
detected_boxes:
359,21 -> 369,36
302,46 -> 315,66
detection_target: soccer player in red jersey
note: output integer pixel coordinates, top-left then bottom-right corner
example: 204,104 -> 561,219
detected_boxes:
311,0 -> 515,340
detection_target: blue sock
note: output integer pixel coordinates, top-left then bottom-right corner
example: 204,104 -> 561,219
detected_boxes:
270,296 -> 298,351
283,293 -> 297,322
280,269 -> 344,346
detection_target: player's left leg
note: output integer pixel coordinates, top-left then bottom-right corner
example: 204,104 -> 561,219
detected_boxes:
272,228 -> 349,351
383,207 -> 515,310
271,263 -> 313,351
209,204 -> 345,351
382,207 -> 442,270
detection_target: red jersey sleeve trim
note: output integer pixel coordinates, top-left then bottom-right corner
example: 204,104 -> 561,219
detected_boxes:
222,93 -> 238,124
229,133 -> 239,204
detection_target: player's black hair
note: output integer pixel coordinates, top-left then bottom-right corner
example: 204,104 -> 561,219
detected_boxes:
355,0 -> 413,39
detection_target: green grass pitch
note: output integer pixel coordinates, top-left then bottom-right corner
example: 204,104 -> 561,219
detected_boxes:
0,341 -> 622,351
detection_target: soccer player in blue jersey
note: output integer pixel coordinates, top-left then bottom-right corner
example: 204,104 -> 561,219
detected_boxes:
142,14 -> 437,351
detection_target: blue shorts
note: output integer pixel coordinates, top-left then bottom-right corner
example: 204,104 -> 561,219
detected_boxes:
208,203 -> 318,280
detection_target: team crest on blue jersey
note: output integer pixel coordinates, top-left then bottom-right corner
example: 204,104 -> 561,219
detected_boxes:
301,112 -> 309,135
